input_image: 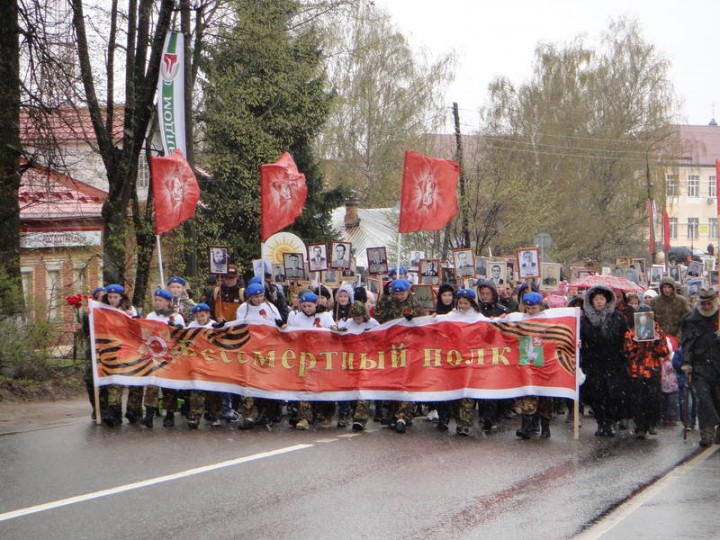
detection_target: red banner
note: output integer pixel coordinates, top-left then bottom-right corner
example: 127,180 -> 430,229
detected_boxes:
151,150 -> 200,235
260,152 -> 307,241
90,302 -> 579,401
399,150 -> 460,233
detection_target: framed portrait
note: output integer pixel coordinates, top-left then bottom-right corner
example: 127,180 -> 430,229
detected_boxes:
634,312 -> 656,342
253,258 -> 272,278
409,250 -> 425,271
703,256 -> 716,273
571,267 -> 595,281
686,278 -> 703,297
517,247 -> 540,279
322,269 -> 339,286
667,264 -> 681,282
710,270 -> 720,286
413,284 -> 435,311
601,267 -> 612,276
453,248 -> 475,278
686,260 -> 703,279
475,256 -> 488,279
366,277 -> 382,297
540,262 -> 562,291
330,242 -> 352,270
283,252 -> 306,280
631,258 -> 647,275
649,264 -> 665,284
208,246 -> 228,275
366,247 -> 389,275
442,264 -> 456,285
419,258 -> 441,285
307,243 -> 328,272
272,263 -> 287,284
486,260 -> 507,286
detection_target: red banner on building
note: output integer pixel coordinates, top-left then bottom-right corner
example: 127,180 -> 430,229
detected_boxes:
260,152 -> 307,241
90,302 -> 579,401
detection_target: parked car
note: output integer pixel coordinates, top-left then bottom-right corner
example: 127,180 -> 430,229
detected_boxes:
666,246 -> 704,264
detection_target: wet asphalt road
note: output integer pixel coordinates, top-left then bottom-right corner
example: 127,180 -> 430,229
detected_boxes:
0,408 -> 717,539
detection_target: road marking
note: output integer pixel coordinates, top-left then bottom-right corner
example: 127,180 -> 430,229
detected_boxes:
337,433 -> 361,438
314,438 -> 338,443
0,443 -> 313,523
576,445 -> 720,539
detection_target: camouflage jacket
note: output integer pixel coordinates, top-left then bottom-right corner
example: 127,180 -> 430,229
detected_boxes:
374,296 -> 424,324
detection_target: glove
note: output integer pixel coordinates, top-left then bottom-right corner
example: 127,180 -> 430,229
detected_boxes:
681,364 -> 693,375
402,309 -> 413,321
212,320 -> 225,329
275,319 -> 284,328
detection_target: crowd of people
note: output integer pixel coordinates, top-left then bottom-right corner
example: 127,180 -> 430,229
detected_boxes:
80,264 -> 720,447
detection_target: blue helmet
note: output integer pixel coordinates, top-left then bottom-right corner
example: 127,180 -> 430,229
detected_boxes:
105,284 -> 124,295
191,303 -> 211,314
168,276 -> 186,287
246,283 -> 265,297
154,289 -> 173,301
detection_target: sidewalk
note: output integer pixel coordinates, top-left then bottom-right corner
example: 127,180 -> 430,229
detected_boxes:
0,397 -> 90,435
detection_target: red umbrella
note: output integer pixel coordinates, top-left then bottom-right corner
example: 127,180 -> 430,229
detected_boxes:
571,274 -> 645,292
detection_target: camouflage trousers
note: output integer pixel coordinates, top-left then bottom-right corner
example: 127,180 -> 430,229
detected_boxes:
352,400 -> 371,425
388,401 -> 415,422
143,386 -> 178,412
297,401 -> 336,422
517,396 -> 553,419
437,398 -> 475,428
238,397 -> 282,422
187,391 -> 222,420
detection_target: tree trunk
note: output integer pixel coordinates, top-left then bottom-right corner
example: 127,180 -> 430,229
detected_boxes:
0,0 -> 23,315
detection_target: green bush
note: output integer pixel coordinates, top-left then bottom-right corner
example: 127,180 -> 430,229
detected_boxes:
0,318 -> 59,381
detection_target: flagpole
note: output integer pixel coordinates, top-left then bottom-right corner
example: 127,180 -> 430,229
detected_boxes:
156,235 -> 165,287
396,233 -> 402,280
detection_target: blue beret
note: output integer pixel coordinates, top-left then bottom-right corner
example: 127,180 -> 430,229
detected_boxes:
248,276 -> 263,286
92,286 -> 106,297
105,284 -> 124,295
246,283 -> 265,297
168,277 -> 186,286
191,303 -> 210,314
299,291 -> 319,303
154,289 -> 173,301
523,292 -> 543,306
389,266 -> 408,277
456,288 -> 476,299
391,279 -> 411,292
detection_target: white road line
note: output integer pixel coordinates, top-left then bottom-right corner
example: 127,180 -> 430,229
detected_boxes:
576,445 -> 720,539
0,443 -> 313,523
314,438 -> 339,443
337,433 -> 361,438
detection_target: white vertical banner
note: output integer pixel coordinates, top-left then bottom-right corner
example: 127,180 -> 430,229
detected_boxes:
157,31 -> 186,156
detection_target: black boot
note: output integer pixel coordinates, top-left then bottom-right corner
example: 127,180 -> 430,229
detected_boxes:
163,411 -> 175,428
540,417 -> 551,438
516,414 -> 532,439
125,410 -> 140,424
141,408 -> 155,429
103,405 -> 122,427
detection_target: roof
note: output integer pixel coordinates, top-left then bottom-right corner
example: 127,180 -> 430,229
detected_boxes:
20,165 -> 107,220
331,207 -> 398,268
669,124 -> 720,166
20,107 -> 124,146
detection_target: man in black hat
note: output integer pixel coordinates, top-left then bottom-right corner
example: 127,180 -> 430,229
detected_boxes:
680,288 -> 720,447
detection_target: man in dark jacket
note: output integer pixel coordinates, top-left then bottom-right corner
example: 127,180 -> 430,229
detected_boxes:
680,288 -> 720,447
652,276 -> 690,338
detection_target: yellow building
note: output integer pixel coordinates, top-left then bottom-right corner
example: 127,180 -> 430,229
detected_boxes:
663,123 -> 720,255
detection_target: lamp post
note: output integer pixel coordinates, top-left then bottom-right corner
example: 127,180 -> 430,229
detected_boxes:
645,131 -> 674,265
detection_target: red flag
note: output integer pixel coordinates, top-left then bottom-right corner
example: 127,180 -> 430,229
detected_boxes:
663,209 -> 671,252
399,150 -> 460,233
151,150 -> 200,235
260,152 -> 307,241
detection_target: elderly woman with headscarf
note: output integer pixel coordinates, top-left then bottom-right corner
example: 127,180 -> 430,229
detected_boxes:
580,286 -> 630,437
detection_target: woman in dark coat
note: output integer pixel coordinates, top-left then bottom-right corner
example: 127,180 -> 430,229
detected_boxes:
580,286 -> 629,437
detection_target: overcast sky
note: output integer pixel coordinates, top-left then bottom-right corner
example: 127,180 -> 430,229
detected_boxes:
376,0 -> 719,132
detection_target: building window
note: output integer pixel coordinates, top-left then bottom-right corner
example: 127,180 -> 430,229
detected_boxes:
137,152 -> 150,188
688,175 -> 700,197
46,269 -> 62,321
669,217 -> 678,239
688,217 -> 699,240
710,176 -> 717,198
21,270 -> 33,317
711,218 -> 718,240
666,175 -> 677,197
